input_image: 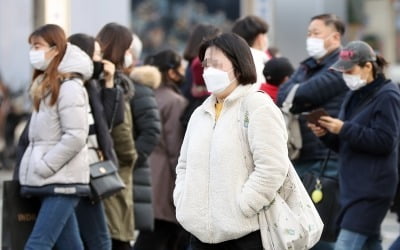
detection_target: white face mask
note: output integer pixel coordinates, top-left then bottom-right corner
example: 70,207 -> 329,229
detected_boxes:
306,37 -> 327,59
202,67 -> 235,94
29,49 -> 52,71
342,73 -> 367,91
124,53 -> 133,68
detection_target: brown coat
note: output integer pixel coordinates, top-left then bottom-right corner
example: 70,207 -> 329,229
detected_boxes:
148,82 -> 187,223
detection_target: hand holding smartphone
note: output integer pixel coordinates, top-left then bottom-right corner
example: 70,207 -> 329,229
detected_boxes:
305,108 -> 329,125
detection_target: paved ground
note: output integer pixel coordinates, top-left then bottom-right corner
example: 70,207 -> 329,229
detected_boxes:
0,168 -> 399,249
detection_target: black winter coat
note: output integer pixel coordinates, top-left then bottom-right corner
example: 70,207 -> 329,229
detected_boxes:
129,66 -> 162,231
323,77 -> 400,236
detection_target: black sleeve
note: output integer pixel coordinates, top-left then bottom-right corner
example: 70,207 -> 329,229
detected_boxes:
130,85 -> 161,168
277,68 -> 347,114
320,133 -> 340,153
13,116 -> 30,180
101,85 -> 125,127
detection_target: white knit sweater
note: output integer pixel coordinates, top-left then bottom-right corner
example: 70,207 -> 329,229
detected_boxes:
174,84 -> 290,243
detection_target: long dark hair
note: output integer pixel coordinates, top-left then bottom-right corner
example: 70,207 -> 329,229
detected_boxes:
29,24 -> 67,111
96,23 -> 132,70
183,24 -> 220,62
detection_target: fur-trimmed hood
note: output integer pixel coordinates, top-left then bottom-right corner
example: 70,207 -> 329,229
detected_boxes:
129,65 -> 161,89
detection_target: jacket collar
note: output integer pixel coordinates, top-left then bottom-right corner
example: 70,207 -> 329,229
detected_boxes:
201,84 -> 254,115
301,47 -> 341,70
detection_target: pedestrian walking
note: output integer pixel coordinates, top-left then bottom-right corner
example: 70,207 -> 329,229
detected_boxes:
309,41 -> 400,250
19,24 -> 93,250
174,33 -> 290,250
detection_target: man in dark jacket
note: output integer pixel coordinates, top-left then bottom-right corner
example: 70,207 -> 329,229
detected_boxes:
276,13 -> 349,250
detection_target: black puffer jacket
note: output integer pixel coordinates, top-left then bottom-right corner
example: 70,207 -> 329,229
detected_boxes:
129,65 -> 162,231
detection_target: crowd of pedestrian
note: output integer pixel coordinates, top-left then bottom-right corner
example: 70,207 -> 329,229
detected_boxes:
2,11 -> 400,250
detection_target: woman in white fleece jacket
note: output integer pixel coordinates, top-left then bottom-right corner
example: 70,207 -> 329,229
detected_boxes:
173,33 -> 290,250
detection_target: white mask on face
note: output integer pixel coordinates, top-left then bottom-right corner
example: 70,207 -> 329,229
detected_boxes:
343,73 -> 367,91
29,49 -> 52,71
202,67 -> 235,94
306,37 -> 327,59
124,53 -> 133,68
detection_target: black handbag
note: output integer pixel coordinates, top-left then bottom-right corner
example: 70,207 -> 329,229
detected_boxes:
2,180 -> 41,250
301,151 -> 340,242
89,151 -> 126,201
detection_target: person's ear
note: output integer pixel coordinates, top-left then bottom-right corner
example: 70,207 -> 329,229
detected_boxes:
168,68 -> 178,81
365,62 -> 373,71
48,47 -> 59,58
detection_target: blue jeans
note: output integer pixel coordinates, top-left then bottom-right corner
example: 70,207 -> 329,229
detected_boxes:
76,198 -> 111,250
25,195 -> 83,250
389,235 -> 400,250
334,229 -> 381,250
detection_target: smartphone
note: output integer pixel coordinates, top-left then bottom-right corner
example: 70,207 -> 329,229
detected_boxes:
305,108 -> 329,125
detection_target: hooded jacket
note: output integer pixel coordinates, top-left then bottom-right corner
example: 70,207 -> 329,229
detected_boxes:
19,43 -> 93,196
129,65 -> 162,230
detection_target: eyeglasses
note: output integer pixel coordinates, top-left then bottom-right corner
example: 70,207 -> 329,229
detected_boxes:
201,58 -> 224,69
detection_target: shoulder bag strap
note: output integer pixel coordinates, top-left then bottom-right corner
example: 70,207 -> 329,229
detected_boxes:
281,84 -> 300,113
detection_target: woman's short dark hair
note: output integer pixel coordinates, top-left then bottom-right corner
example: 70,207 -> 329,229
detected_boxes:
231,15 -> 268,47
199,33 -> 257,85
68,33 -> 95,58
183,24 -> 221,62
311,14 -> 345,36
96,23 -> 132,69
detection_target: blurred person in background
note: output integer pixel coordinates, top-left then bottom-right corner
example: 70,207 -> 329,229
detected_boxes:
309,41 -> 400,250
232,15 -> 270,86
0,76 -> 10,169
131,33 -> 143,66
181,24 -> 221,129
127,32 -> 162,237
68,33 -> 126,250
20,24 -> 92,250
259,57 -> 294,103
97,23 -> 138,250
276,14 -> 349,249
128,47 -> 162,235
133,49 -> 188,250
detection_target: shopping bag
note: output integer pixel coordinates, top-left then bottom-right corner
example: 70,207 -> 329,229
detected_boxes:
2,180 -> 40,250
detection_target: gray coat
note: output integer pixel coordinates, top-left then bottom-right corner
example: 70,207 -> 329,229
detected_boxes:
19,43 -> 93,196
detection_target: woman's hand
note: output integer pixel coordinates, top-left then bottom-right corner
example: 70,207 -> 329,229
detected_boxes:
318,116 -> 344,135
307,122 -> 327,137
102,59 -> 115,88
